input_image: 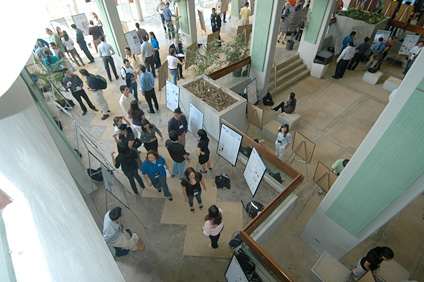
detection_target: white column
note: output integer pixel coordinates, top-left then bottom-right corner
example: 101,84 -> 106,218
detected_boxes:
70,0 -> 80,15
134,0 -> 144,22
185,0 -> 197,45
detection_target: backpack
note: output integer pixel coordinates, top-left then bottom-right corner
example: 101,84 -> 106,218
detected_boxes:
87,167 -> 103,181
95,75 -> 107,89
121,66 -> 135,87
229,231 -> 242,248
215,174 -> 231,189
243,201 -> 264,219
262,92 -> 274,106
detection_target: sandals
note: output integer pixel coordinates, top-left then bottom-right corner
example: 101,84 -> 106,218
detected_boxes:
208,167 -> 212,171
200,170 -> 207,173
190,208 -> 195,213
199,205 -> 204,210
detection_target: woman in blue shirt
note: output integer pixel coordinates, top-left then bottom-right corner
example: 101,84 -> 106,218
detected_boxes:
142,150 -> 173,200
43,50 -> 62,72
150,32 -> 161,68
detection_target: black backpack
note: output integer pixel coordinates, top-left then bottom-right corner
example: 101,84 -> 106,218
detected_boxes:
87,167 -> 103,181
215,174 -> 231,189
95,75 -> 108,89
244,201 -> 264,219
262,92 -> 274,106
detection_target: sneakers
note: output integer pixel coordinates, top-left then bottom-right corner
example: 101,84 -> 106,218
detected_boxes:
101,114 -> 109,120
148,110 -> 155,114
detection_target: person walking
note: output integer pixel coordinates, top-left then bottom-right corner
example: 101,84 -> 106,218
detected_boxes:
163,2 -> 178,40
351,247 -> 394,281
240,2 -> 251,25
272,92 -> 296,113
332,41 -> 355,79
181,167 -> 207,213
61,31 -> 85,67
142,150 -> 173,201
166,130 -> 190,180
140,35 -> 156,77
71,24 -> 95,63
197,129 -> 212,173
128,100 -> 146,138
403,41 -> 423,75
98,36 -> 119,82
113,124 -> 135,149
135,23 -> 148,43
140,119 -> 163,153
119,85 -> 137,116
211,8 -> 222,46
139,65 -> 159,114
275,124 -> 292,160
203,205 -> 224,248
111,142 -> 145,195
121,59 -> 139,99
347,37 -> 370,70
79,69 -> 110,120
62,68 -> 98,116
215,0 -> 228,23
150,32 -> 162,68
103,207 -> 144,252
113,116 -> 131,135
89,20 -> 103,52
156,0 -> 167,32
169,38 -> 185,79
167,48 -> 184,85
168,107 -> 188,147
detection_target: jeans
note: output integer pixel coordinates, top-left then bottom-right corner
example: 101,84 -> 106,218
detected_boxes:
129,81 -> 138,100
169,69 -> 178,85
123,169 -> 145,194
154,50 -> 161,68
187,191 -> 202,207
150,174 -> 172,197
71,89 -> 96,113
172,159 -> 186,179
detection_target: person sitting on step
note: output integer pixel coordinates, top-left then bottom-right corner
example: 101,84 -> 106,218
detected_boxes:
272,92 -> 296,113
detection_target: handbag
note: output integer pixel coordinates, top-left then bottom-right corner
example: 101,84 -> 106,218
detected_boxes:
133,138 -> 142,148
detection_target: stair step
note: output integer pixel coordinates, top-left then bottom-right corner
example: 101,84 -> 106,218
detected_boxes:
270,58 -> 304,81
271,64 -> 306,86
270,69 -> 310,95
274,54 -> 299,71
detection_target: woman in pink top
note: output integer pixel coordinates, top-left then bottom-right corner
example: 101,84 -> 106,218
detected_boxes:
203,205 -> 224,248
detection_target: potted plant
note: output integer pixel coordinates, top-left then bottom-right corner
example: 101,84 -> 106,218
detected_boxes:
223,34 -> 250,76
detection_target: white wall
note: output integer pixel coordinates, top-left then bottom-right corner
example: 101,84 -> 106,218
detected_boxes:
0,77 -> 125,282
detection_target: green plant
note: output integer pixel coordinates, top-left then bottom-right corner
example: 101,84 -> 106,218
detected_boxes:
339,8 -> 387,24
224,34 -> 250,64
282,9 -> 308,42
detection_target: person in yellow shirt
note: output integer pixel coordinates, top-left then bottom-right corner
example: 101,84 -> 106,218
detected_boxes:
240,2 -> 251,25
125,47 -> 142,70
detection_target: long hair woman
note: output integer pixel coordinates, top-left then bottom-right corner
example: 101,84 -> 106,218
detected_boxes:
203,205 -> 224,248
181,167 -> 207,213
61,30 -> 85,66
140,119 -> 163,153
197,129 -> 212,173
142,150 -> 173,201
275,124 -> 292,160
128,100 -> 145,138
149,31 -> 162,68
43,50 -> 62,72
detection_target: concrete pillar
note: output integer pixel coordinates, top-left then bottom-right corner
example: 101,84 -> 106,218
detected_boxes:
96,0 -> 128,58
249,0 -> 285,98
134,0 -> 144,22
301,54 -> 424,259
298,0 -> 337,69
179,0 -> 197,46
70,0 -> 80,15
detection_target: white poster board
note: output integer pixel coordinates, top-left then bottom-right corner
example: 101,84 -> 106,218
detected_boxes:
225,255 -> 249,282
50,18 -> 74,39
217,123 -> 243,166
243,147 -> 266,197
188,103 -> 204,138
398,35 -> 420,55
166,80 -> 180,112
124,30 -> 142,55
352,26 -> 365,46
246,79 -> 257,105
335,36 -> 343,55
373,30 -> 391,44
71,13 -> 90,36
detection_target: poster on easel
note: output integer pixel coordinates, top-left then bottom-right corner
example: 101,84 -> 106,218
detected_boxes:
101,166 -> 130,208
124,30 -> 142,55
236,24 -> 252,43
188,103 -> 204,138
185,42 -> 197,69
398,35 -> 421,55
373,30 -> 391,44
50,17 -> 74,39
243,147 -> 266,197
71,13 -> 90,36
197,9 -> 206,32
158,60 -> 168,91
217,123 -> 243,166
166,80 -> 180,112
246,79 -> 257,105
247,103 -> 263,129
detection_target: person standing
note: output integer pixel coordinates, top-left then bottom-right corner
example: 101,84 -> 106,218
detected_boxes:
275,124 -> 292,160
362,37 -> 386,71
181,167 -> 207,213
351,247 -> 394,280
139,65 -> 159,114
166,130 -> 190,180
163,2 -> 178,40
169,38 -> 185,80
111,142 -> 145,195
342,31 -> 356,50
92,12 -> 103,27
140,119 -> 163,153
168,107 -> 188,147
98,36 -> 119,82
403,41 -> 423,75
61,31 -> 85,67
79,69 -> 110,120
125,47 -> 142,70
50,42 -> 75,71
128,100 -> 146,138
150,32 -> 162,68
140,35 -> 156,77
35,41 -> 52,60
119,85 -> 137,116
272,92 -> 296,113
331,159 -> 349,176
103,207 -> 144,252
135,23 -> 149,43
347,37 -> 370,70
62,68 -> 98,116
46,28 -> 66,53
167,48 -> 184,85
203,205 -> 224,248
376,36 -> 393,69
89,20 -> 103,52
156,0 -> 167,32
197,129 -> 212,173
215,0 -> 227,23
71,24 -> 95,63
332,41 -> 355,79
43,51 -> 62,72
211,8 -> 222,46
240,2 -> 251,25
121,59 -> 139,99
142,150 -> 173,201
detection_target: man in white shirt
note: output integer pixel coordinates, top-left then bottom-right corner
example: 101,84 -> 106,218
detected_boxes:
119,85 -> 137,116
332,41 -> 355,79
140,35 -> 156,77
98,36 -> 119,82
121,59 -> 139,100
156,0 -> 167,32
403,41 -> 423,75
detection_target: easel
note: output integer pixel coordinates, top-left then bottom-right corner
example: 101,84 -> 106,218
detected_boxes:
246,103 -> 262,132
288,131 -> 316,181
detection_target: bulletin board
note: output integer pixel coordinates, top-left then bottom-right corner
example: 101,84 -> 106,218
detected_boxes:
71,13 -> 90,36
291,131 -> 315,164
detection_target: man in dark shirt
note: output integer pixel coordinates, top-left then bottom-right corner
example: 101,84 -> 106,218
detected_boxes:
351,246 -> 394,280
211,8 -> 222,47
71,24 -> 94,63
62,68 -> 98,115
348,37 -> 370,70
169,38 -> 185,79
135,23 -> 148,43
167,108 -> 188,147
165,131 -> 190,179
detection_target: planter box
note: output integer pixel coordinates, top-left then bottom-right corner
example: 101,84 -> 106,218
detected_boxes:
180,75 -> 247,140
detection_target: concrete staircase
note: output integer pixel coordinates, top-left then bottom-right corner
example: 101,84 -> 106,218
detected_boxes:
269,54 -> 310,95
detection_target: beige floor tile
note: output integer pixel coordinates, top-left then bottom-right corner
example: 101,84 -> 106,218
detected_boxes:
292,76 -> 326,94
352,99 -> 386,124
331,117 -> 373,149
312,136 -> 344,167
341,75 -> 390,102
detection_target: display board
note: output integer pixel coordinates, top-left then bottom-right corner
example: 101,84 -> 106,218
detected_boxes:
101,166 -> 130,208
334,36 -> 343,55
313,161 -> 338,193
206,31 -> 220,51
217,123 -> 243,166
158,60 -> 168,90
197,9 -> 206,32
398,35 -> 420,55
246,79 -> 257,104
243,147 -> 267,197
381,0 -> 400,17
236,24 -> 252,43
185,41 -> 197,69
352,26 -> 365,46
124,31 -> 142,55
225,255 -> 249,282
188,103 -> 204,137
394,4 -> 414,23
166,80 -> 180,112
71,13 -> 90,36
121,21 -> 130,33
373,30 -> 391,44
247,103 -> 263,129
291,131 -> 315,164
50,17 -> 74,39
